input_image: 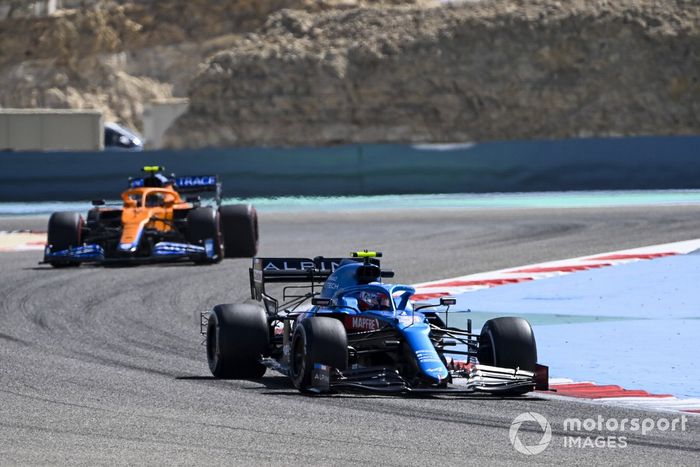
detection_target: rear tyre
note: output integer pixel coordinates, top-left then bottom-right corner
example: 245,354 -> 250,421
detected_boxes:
477,317 -> 537,395
86,209 -> 99,225
290,317 -> 348,392
220,204 -> 258,258
186,207 -> 223,264
206,303 -> 268,379
46,212 -> 83,268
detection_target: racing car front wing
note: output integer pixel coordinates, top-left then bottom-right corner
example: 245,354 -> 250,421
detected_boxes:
327,364 -> 538,395
43,241 -> 212,264
261,358 -> 545,395
44,244 -> 106,262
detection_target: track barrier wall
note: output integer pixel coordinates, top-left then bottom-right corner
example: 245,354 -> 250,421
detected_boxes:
0,109 -> 103,152
1,135 -> 699,201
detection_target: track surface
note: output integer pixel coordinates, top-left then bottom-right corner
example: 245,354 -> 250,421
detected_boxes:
1,207 -> 699,465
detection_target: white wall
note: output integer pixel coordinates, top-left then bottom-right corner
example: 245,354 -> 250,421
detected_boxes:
142,98 -> 189,149
0,109 -> 103,151
1,1 -> 58,18
33,0 -> 57,15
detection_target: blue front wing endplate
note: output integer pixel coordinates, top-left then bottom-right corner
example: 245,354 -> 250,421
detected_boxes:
45,240 -> 213,263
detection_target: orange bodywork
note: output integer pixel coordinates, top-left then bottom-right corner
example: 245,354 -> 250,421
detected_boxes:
118,186 -> 193,248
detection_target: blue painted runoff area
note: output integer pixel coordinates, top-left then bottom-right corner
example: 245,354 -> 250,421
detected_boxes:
445,252 -> 700,398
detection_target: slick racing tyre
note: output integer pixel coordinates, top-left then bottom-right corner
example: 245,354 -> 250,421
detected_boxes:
219,204 -> 258,258
86,209 -> 100,226
477,317 -> 537,395
206,304 -> 268,379
47,212 -> 83,268
290,317 -> 348,392
186,207 -> 223,264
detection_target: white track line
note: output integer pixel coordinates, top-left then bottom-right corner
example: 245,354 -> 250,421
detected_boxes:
412,239 -> 700,300
0,231 -> 46,252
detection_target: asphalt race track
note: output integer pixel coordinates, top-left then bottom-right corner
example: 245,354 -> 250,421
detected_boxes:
1,206 -> 699,464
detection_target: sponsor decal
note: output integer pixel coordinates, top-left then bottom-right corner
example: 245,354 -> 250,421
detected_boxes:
415,349 -> 442,364
318,261 -> 341,272
398,314 -> 423,326
176,176 -> 217,187
344,316 -> 381,331
312,363 -> 330,390
264,261 -> 316,271
262,260 -> 341,272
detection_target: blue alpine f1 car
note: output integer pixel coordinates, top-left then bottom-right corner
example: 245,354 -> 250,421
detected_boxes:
202,252 -> 548,394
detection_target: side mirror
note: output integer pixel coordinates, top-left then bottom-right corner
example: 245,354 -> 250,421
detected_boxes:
440,297 -> 457,306
311,298 -> 332,306
91,199 -> 105,206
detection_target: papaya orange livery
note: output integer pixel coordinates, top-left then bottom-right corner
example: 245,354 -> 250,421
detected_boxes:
118,187 -> 184,250
43,167 -> 259,266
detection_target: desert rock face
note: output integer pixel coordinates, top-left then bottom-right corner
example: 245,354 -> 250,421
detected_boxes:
165,0 -> 700,148
0,0 -> 432,131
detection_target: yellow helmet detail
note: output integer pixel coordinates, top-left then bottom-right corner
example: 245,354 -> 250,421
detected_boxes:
142,166 -> 164,173
352,250 -> 381,258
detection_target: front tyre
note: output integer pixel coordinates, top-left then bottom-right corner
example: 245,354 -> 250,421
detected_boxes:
186,207 -> 223,264
220,204 -> 258,258
290,317 -> 348,392
46,212 -> 83,268
206,303 -> 268,379
477,317 -> 537,395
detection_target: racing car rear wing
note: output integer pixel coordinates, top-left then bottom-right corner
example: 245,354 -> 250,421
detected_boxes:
249,255 -> 389,301
250,257 -> 345,301
173,175 -> 220,195
129,174 -> 222,201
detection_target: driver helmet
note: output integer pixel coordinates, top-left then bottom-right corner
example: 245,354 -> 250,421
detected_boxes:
358,290 -> 391,311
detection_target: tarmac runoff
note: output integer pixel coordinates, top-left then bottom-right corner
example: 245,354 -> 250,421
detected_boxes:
2,211 -> 700,414
4,225 -> 700,412
1,207 -> 699,464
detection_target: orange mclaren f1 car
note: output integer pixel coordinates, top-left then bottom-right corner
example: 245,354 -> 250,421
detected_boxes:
43,167 -> 258,266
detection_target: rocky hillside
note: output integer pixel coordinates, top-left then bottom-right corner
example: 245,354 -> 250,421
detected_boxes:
0,0 -> 432,130
165,0 -> 700,148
